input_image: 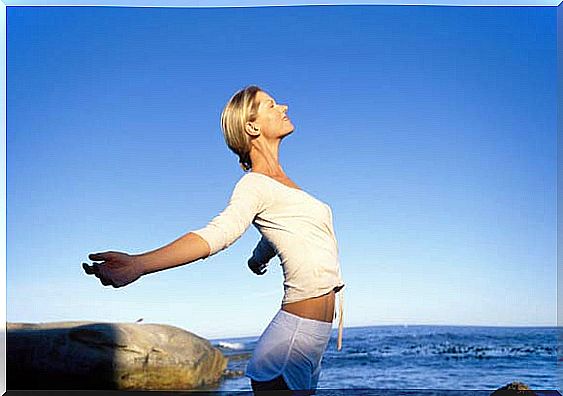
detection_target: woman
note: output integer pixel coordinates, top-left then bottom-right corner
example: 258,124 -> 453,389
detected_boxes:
83,85 -> 345,394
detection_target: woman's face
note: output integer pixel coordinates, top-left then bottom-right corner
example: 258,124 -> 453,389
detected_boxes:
251,91 -> 294,139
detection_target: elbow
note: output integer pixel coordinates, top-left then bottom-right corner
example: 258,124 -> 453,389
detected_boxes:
190,232 -> 212,260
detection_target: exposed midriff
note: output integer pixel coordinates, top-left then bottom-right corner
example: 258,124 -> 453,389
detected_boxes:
282,289 -> 335,323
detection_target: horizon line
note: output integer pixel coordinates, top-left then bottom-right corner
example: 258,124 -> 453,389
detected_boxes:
210,323 -> 560,339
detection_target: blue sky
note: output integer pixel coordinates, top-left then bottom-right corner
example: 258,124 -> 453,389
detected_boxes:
7,5 -> 556,339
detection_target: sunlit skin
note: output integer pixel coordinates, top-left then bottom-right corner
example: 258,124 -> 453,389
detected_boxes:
82,89 -> 335,323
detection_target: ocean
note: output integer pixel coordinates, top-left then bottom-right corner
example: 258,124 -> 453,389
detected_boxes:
209,325 -> 560,393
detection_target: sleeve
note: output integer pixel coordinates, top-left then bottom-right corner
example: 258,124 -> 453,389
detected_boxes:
251,236 -> 277,265
192,176 -> 268,257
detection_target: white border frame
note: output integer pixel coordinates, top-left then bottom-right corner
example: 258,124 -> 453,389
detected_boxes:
2,1 -> 560,394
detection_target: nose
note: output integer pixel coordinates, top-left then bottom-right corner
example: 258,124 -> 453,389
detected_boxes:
279,104 -> 288,113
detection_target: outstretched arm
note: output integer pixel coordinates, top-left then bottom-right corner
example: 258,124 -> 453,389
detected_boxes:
84,231 -> 212,287
134,232 -> 211,276
84,176 -> 268,287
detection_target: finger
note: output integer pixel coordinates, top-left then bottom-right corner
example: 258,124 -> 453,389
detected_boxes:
83,263 -> 98,275
89,253 -> 106,261
100,277 -> 112,286
89,263 -> 103,274
82,263 -> 95,274
98,267 -> 119,288
83,262 -> 102,274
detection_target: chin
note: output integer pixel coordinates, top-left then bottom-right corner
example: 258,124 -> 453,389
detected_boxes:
279,128 -> 294,139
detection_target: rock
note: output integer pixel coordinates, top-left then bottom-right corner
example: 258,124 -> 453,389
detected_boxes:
7,321 -> 228,390
490,381 -> 537,396
221,368 -> 245,379
225,352 -> 253,361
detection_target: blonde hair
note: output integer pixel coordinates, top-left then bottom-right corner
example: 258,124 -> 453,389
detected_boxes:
220,85 -> 263,172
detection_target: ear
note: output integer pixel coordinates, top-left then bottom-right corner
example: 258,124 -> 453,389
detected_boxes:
245,121 -> 261,137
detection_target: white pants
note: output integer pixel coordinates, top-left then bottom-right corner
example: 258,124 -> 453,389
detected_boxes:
245,309 -> 332,391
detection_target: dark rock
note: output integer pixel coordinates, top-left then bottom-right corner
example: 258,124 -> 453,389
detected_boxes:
222,368 -> 245,379
490,381 -> 537,396
7,321 -> 228,390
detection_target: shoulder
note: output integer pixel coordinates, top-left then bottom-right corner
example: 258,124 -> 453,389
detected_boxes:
232,172 -> 269,197
230,173 -> 271,211
235,172 -> 265,189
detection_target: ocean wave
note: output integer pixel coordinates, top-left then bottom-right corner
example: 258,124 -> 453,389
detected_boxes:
388,343 -> 555,358
216,341 -> 246,350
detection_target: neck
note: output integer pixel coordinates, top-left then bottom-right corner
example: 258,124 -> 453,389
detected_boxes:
249,138 -> 285,176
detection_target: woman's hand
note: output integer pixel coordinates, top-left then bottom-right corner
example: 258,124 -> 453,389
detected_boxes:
82,251 -> 144,288
247,257 -> 268,275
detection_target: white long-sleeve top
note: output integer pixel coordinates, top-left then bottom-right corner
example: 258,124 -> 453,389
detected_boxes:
192,171 -> 345,348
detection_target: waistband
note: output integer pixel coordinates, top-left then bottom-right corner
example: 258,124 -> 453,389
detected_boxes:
274,308 -> 333,338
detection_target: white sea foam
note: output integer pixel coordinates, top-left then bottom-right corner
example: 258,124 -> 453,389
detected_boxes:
217,341 -> 245,350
